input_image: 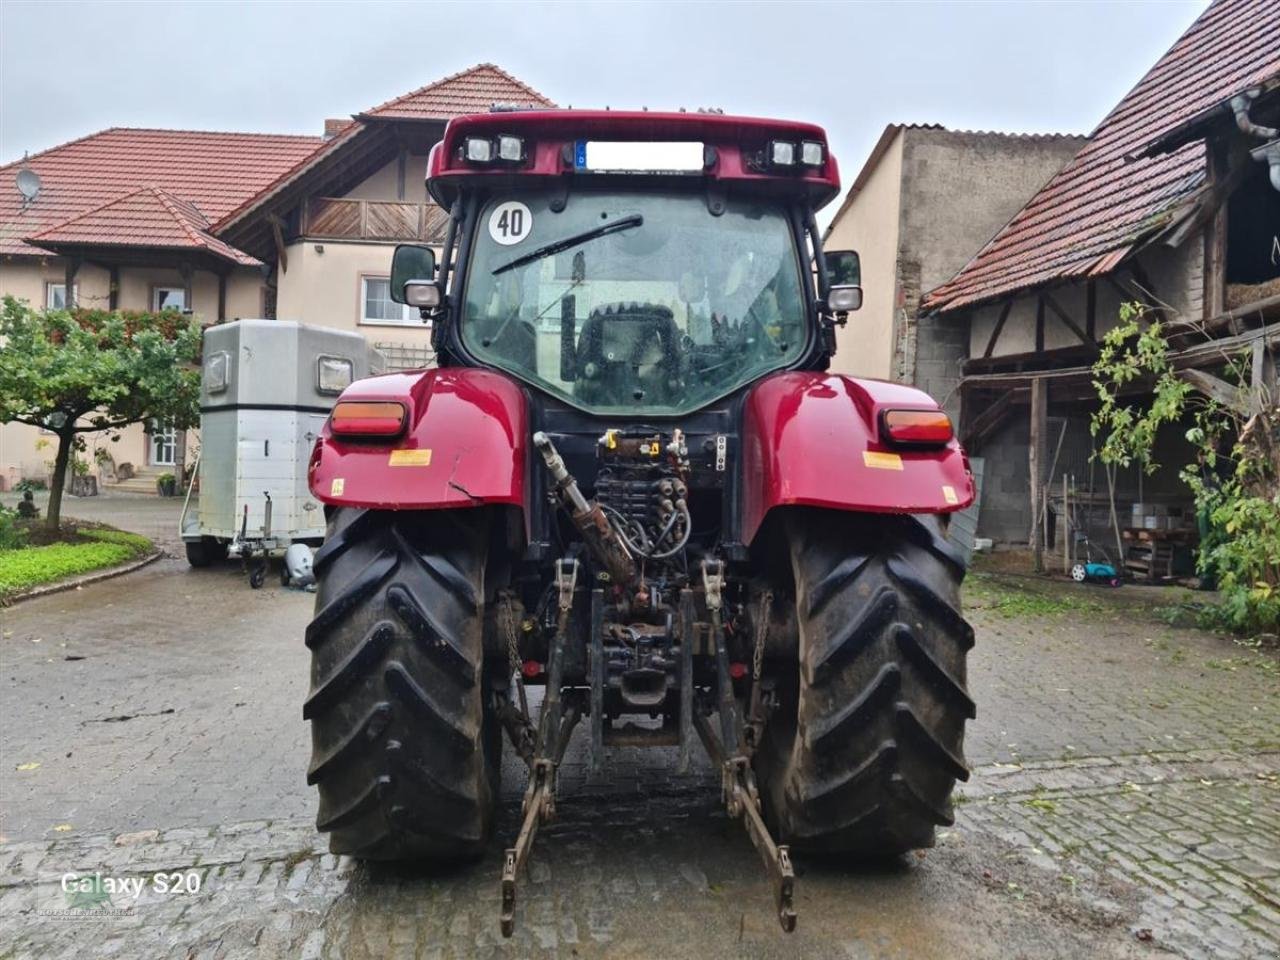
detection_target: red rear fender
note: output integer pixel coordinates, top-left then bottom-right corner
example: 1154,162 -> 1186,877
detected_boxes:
741,372 -> 974,544
309,368 -> 527,519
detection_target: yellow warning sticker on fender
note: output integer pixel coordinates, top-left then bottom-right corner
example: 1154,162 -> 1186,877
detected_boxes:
389,449 -> 432,467
330,478 -> 345,496
942,485 -> 959,504
862,451 -> 903,471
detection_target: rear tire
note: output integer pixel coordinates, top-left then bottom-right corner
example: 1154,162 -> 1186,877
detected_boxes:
185,537 -> 227,568
756,509 -> 974,856
305,507 -> 502,860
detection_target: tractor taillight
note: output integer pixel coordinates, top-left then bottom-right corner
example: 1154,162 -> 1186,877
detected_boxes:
881,409 -> 954,446
330,401 -> 407,438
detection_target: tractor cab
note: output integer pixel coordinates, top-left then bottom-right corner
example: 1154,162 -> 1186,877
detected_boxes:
390,110 -> 861,417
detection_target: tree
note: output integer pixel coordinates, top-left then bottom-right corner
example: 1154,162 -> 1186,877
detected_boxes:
0,296 -> 202,531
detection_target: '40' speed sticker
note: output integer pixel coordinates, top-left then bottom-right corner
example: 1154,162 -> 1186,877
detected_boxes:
488,201 -> 532,246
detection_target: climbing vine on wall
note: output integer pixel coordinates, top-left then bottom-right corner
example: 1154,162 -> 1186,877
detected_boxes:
1091,302 -> 1279,635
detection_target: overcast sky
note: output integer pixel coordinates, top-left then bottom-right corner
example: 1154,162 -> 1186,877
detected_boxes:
1,0 -> 1205,220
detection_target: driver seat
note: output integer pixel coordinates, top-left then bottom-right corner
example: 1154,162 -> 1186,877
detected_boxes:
574,302 -> 680,405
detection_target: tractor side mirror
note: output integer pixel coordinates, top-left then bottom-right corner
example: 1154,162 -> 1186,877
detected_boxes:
390,244 -> 440,308
824,250 -> 862,312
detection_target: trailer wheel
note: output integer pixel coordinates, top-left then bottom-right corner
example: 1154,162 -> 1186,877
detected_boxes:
756,509 -> 974,857
304,507 -> 502,860
185,537 -> 227,568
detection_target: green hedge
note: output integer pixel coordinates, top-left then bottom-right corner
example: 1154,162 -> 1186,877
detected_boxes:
0,529 -> 153,598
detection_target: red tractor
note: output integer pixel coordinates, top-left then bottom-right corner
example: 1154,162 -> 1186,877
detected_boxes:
304,109 -> 975,935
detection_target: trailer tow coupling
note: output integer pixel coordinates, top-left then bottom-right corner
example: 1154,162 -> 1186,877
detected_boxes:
500,559 -> 580,938
698,561 -> 797,933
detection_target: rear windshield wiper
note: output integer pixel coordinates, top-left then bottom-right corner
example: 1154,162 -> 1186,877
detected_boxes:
492,214 -> 643,276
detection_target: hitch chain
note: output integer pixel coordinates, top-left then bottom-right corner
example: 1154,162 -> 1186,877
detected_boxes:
744,590 -> 773,755
700,564 -> 796,933
499,592 -> 536,765
500,559 -> 580,938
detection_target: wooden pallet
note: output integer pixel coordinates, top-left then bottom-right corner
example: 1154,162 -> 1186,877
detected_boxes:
1122,527 -> 1192,582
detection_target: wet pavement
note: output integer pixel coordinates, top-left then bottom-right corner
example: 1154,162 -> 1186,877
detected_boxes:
0,500 -> 1277,958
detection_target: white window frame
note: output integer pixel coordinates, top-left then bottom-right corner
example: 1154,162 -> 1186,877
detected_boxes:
149,422 -> 177,466
45,281 -> 77,310
359,275 -> 420,327
152,286 -> 187,312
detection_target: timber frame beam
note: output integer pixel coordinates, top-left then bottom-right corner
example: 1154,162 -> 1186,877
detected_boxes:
963,320 -> 1279,402
1175,369 -> 1251,415
1044,291 -> 1096,346
983,300 -> 1013,358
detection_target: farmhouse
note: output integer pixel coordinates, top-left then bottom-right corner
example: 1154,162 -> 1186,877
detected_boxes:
0,64 -> 553,490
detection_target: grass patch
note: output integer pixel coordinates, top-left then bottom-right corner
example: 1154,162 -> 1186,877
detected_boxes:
1021,796 -> 1058,814
0,524 -> 153,600
964,574 -> 1099,618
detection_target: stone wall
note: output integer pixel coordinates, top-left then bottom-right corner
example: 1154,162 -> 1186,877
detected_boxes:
894,128 -> 1086,412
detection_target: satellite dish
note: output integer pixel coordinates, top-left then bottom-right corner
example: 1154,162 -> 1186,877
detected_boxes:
16,166 -> 41,205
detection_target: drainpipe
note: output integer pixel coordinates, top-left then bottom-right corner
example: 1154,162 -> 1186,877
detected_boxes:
1250,139 -> 1280,193
1230,89 -> 1280,192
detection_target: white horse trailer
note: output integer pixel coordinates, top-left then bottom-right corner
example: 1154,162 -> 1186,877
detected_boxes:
180,320 -> 382,586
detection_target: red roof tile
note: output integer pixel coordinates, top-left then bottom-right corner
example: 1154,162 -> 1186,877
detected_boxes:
923,0 -> 1280,313
25,185 -> 260,266
360,63 -> 555,121
1,128 -> 323,258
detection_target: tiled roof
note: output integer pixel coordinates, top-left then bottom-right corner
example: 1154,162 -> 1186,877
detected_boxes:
924,0 -> 1280,313
25,185 -> 260,266
1,128 -> 323,258
360,63 -> 556,121
213,64 -> 554,237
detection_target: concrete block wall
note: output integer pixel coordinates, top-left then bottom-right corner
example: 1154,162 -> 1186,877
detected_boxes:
974,403 -> 1195,545
913,313 -> 969,418
976,415 -> 1032,542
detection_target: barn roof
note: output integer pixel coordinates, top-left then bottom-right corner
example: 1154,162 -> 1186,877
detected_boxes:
923,0 -> 1280,314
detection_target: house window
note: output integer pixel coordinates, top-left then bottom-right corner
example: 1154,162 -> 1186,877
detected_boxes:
153,286 -> 186,312
45,282 -> 77,309
360,276 -> 418,325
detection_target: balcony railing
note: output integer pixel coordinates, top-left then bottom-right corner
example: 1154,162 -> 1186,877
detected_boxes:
301,198 -> 449,243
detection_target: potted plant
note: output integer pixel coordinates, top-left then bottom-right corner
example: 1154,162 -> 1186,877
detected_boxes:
69,457 -> 97,497
156,472 -> 176,497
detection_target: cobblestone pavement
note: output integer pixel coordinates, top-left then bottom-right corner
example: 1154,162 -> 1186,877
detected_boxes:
1,547 -> 1276,958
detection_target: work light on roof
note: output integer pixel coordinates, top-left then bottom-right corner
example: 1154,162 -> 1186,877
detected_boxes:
463,135 -> 526,166
767,139 -> 824,172
465,137 -> 496,164
497,135 -> 526,163
768,140 -> 796,168
800,141 -> 825,167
